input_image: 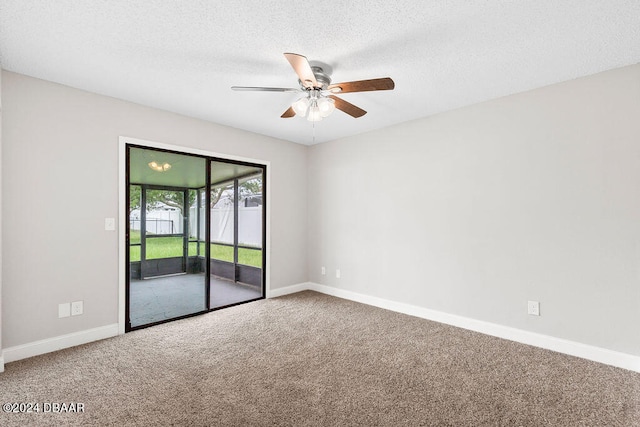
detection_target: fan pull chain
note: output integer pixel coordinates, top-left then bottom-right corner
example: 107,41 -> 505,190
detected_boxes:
312,121 -> 316,144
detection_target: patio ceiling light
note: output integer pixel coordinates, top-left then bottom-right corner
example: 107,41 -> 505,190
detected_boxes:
148,161 -> 171,172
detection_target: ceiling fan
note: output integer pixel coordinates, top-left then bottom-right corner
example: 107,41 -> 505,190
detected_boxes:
231,53 -> 395,121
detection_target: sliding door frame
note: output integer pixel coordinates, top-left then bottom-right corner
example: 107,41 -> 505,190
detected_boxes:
118,136 -> 270,335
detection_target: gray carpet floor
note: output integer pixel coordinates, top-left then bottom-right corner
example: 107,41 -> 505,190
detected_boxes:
1,291 -> 639,426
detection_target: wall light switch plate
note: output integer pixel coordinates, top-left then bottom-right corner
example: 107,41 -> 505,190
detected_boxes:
321,266 -> 326,275
104,217 -> 116,231
336,269 -> 341,279
58,303 -> 71,318
71,301 -> 83,316
527,300 -> 540,316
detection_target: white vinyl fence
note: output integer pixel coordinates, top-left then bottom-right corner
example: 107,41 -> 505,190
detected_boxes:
131,206 -> 262,247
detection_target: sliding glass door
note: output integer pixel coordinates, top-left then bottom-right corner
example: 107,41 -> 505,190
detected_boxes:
128,149 -> 207,328
209,161 -> 264,308
126,146 -> 265,331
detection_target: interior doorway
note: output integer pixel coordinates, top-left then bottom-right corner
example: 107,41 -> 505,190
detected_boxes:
126,145 -> 266,331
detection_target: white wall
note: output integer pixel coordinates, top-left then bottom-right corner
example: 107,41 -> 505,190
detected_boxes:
0,68 -> 4,372
2,64 -> 639,364
308,64 -> 640,356
1,71 -> 307,349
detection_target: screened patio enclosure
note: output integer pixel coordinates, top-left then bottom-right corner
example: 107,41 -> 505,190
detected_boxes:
127,146 -> 265,330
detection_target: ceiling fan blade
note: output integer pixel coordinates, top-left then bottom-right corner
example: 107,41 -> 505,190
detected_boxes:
281,106 -> 296,118
231,86 -> 301,92
329,95 -> 367,118
328,77 -> 395,94
284,53 -> 318,88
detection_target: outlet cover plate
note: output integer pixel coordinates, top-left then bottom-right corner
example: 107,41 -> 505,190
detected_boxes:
527,300 -> 540,316
58,303 -> 71,318
71,300 -> 83,316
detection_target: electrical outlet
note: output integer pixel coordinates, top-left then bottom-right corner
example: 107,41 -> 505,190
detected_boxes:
336,269 -> 341,279
321,266 -> 326,275
527,300 -> 540,316
58,303 -> 71,318
71,301 -> 83,316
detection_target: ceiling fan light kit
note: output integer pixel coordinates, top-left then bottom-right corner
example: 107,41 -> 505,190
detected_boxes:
232,53 -> 395,122
292,96 -> 310,116
318,97 -> 336,117
292,89 -> 336,121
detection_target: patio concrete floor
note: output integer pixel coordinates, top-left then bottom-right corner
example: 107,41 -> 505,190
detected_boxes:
129,273 -> 262,328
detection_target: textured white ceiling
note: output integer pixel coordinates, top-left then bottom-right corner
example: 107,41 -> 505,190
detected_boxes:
1,1 -> 639,145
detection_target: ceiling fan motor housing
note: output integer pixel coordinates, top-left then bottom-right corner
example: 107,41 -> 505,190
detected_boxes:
301,66 -> 331,90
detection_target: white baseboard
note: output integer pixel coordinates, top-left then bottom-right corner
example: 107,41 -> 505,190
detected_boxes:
2,323 -> 119,364
3,286 -> 638,373
305,283 -> 640,373
267,282 -> 312,298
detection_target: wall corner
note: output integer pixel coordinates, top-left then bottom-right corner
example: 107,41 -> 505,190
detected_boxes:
0,67 -> 4,373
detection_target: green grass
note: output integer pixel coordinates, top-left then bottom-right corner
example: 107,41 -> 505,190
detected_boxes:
129,230 -> 262,267
210,244 -> 262,268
